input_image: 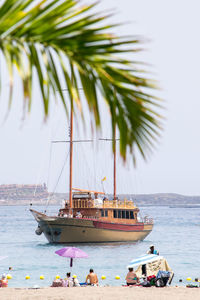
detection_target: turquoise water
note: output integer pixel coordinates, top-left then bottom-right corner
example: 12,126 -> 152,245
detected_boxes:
0,205 -> 199,287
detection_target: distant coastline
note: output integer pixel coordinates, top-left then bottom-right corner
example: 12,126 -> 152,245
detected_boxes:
0,184 -> 200,207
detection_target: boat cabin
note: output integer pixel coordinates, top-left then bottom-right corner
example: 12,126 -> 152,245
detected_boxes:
58,188 -> 139,224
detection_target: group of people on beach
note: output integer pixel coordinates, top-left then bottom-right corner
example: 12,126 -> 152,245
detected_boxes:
0,245 -> 160,288
51,245 -> 160,288
51,268 -> 98,287
126,244 -> 159,286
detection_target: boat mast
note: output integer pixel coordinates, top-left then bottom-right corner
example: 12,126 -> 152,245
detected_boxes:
113,126 -> 116,200
69,104 -> 73,211
99,129 -> 118,200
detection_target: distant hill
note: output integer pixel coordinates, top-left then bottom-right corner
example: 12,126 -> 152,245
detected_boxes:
0,184 -> 200,207
122,193 -> 200,206
0,184 -> 49,205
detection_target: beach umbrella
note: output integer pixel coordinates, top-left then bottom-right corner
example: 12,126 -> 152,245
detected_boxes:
55,247 -> 88,267
127,254 -> 163,269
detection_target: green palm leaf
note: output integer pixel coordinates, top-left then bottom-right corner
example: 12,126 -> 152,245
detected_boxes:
0,0 -> 162,160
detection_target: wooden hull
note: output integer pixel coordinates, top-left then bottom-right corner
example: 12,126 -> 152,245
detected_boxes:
31,209 -> 153,243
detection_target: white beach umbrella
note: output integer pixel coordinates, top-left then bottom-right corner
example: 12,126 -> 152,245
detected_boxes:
127,254 -> 163,269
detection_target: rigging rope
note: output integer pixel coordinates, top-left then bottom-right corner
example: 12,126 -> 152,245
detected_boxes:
44,147 -> 70,213
32,144 -> 49,201
32,122 -> 54,204
46,142 -> 53,189
78,142 -> 94,190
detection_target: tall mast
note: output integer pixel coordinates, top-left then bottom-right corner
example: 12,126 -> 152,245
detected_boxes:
69,104 -> 73,210
113,126 -> 116,200
99,130 -> 117,199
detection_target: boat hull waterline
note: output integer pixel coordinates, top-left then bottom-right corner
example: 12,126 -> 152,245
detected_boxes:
31,209 -> 153,243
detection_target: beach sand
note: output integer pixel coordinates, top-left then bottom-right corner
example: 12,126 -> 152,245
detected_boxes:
0,286 -> 200,300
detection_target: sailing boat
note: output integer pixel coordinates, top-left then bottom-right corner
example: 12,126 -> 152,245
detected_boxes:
30,108 -> 153,243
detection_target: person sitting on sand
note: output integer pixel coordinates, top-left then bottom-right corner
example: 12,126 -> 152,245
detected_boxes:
126,268 -> 139,286
72,275 -> 80,287
0,274 -> 8,288
51,276 -> 63,287
86,269 -> 98,286
65,272 -> 73,287
147,244 -> 159,255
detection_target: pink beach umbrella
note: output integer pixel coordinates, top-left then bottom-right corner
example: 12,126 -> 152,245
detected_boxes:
55,247 -> 88,267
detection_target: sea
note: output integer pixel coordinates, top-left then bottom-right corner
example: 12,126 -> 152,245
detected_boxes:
0,204 -> 199,288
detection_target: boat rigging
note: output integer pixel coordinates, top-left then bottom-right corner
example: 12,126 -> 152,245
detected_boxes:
30,86 -> 153,243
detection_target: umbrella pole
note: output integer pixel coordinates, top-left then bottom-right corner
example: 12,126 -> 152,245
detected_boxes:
70,258 -> 73,268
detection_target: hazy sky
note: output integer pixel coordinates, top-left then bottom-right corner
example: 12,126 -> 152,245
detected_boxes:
0,0 -> 200,196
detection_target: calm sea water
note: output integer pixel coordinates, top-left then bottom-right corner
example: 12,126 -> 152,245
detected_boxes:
0,205 -> 199,287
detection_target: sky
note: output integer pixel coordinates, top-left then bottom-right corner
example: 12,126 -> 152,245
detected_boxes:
0,0 -> 200,196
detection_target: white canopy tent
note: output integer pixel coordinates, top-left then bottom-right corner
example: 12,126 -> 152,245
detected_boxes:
127,254 -> 174,283
127,254 -> 163,269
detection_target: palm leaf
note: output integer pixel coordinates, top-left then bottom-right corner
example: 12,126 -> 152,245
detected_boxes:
0,0 -> 163,161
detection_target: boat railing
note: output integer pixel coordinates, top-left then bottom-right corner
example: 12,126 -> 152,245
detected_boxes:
73,199 -> 94,209
143,216 -> 154,224
102,200 -> 136,209
82,216 -> 98,220
73,198 -> 136,209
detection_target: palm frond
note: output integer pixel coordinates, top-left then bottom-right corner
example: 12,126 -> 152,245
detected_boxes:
0,0 -> 163,160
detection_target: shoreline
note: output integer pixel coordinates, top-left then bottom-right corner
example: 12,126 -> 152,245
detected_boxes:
0,286 -> 200,300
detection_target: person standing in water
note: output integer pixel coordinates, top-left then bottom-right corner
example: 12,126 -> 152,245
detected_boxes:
142,245 -> 159,276
147,244 -> 159,255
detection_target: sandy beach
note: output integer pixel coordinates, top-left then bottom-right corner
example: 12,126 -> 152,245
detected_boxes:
0,286 -> 200,300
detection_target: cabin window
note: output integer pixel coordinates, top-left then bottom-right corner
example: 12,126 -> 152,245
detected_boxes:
101,209 -> 108,217
114,210 -> 132,219
118,210 -> 122,218
114,210 -> 123,218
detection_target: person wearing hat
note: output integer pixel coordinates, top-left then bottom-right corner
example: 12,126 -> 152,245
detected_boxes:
0,274 -> 8,287
147,244 -> 159,255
